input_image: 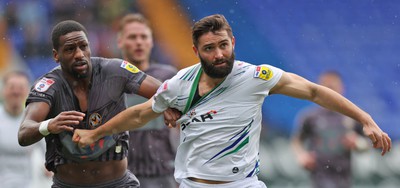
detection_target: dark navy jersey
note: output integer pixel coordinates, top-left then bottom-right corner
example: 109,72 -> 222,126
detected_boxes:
27,57 -> 146,172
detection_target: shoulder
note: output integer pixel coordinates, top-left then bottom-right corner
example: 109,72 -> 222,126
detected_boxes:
91,57 -> 124,69
92,57 -> 142,75
32,67 -> 63,92
230,61 -> 283,86
155,64 -> 200,96
175,63 -> 201,81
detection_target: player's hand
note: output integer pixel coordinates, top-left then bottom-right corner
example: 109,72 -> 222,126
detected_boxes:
48,111 -> 85,134
72,129 -> 97,148
298,151 -> 316,171
362,121 -> 391,156
163,108 -> 182,128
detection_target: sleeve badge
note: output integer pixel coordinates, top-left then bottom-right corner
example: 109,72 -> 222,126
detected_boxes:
254,66 -> 273,81
34,77 -> 55,92
120,61 -> 140,74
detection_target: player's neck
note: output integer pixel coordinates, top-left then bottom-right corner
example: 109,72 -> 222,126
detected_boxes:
64,72 -> 92,92
198,72 -> 225,96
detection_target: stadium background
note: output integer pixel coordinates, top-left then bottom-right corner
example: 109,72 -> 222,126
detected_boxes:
1,0 -> 399,187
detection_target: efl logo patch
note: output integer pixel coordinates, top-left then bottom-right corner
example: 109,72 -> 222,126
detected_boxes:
254,66 -> 273,81
34,77 -> 55,92
120,61 -> 139,74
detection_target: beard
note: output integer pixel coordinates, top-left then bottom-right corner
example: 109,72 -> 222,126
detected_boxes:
74,71 -> 88,79
200,51 -> 235,79
70,61 -> 90,79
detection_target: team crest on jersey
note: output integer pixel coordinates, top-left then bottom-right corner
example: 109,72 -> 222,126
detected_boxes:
34,77 -> 55,92
254,66 -> 273,81
89,113 -> 102,128
120,61 -> 139,74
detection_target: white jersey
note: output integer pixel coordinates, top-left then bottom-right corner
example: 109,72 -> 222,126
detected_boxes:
152,60 -> 283,183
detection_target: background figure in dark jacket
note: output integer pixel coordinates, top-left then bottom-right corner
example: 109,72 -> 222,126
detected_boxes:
291,71 -> 369,188
117,13 -> 179,188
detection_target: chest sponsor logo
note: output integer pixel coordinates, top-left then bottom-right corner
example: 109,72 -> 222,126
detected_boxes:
120,61 -> 140,74
34,77 -> 55,92
89,113 -> 102,128
181,110 -> 217,130
254,66 -> 273,81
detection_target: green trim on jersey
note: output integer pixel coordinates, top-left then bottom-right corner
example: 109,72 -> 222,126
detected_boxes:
183,68 -> 202,113
218,137 -> 249,160
182,68 -> 227,114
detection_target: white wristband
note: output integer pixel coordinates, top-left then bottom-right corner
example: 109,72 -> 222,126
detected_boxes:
39,119 -> 52,136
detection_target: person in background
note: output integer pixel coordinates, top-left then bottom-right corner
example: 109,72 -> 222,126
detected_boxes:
73,14 -> 391,188
0,71 -> 50,188
117,13 -> 179,188
17,20 -> 179,188
291,71 -> 369,188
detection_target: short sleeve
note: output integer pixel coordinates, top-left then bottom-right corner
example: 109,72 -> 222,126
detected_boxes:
103,59 -> 147,94
253,64 -> 284,90
26,76 -> 57,107
152,80 -> 174,113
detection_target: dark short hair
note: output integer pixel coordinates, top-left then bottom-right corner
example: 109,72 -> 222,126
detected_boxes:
118,13 -> 151,32
51,20 -> 88,50
192,14 -> 233,47
2,71 -> 30,85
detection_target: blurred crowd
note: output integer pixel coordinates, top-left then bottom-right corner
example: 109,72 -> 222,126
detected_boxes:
1,0 -> 170,81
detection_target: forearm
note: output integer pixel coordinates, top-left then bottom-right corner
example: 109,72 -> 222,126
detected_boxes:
94,100 -> 161,139
311,86 -> 371,125
18,120 -> 45,146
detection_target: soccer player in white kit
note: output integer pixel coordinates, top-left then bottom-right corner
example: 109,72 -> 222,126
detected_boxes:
73,14 -> 391,188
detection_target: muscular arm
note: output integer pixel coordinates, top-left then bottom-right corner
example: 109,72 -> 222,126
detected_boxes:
271,72 -> 391,155
18,102 -> 85,146
74,98 -> 162,147
18,102 -> 51,146
270,72 -> 365,120
137,75 -> 162,99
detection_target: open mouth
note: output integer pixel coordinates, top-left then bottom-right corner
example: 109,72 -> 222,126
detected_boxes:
74,61 -> 88,71
213,61 -> 227,67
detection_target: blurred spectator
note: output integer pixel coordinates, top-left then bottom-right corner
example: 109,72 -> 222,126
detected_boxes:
291,70 -> 369,188
0,71 -> 51,188
117,13 -> 179,188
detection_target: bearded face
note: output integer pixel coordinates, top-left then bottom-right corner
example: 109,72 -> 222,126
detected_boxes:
199,51 -> 235,79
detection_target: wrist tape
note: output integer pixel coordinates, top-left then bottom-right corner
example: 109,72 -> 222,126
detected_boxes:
39,119 -> 52,136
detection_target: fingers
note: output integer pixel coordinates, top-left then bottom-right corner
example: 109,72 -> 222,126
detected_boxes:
60,125 -> 74,132
163,108 -> 182,128
369,131 -> 392,156
59,111 -> 85,121
72,132 -> 80,143
381,133 -> 391,156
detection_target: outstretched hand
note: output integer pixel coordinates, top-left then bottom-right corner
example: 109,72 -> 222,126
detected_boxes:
362,121 -> 391,156
49,111 -> 85,134
72,129 -> 98,148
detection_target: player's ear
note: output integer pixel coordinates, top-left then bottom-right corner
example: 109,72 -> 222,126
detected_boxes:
192,45 -> 199,57
231,36 -> 235,50
52,49 -> 59,63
